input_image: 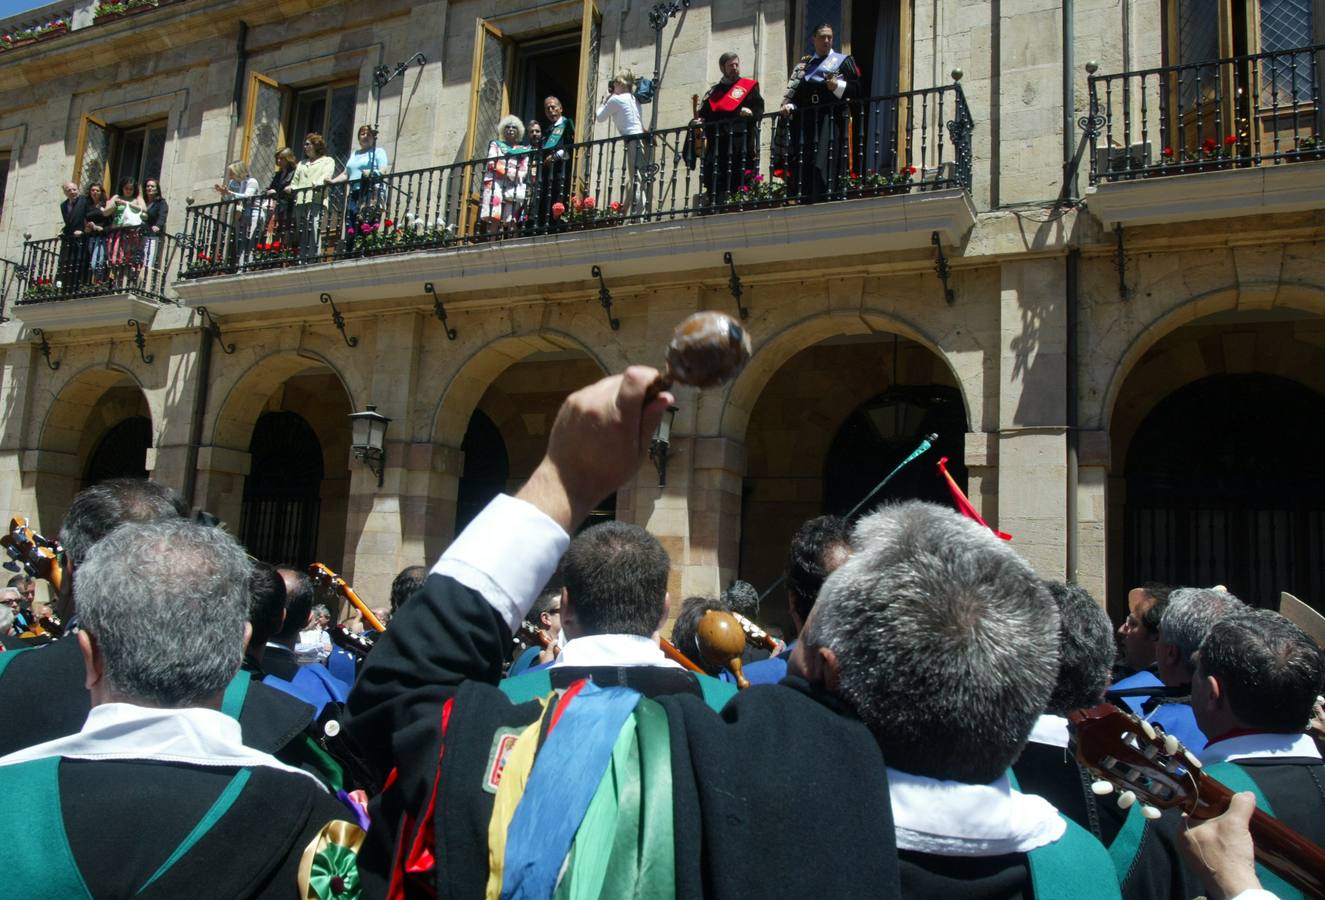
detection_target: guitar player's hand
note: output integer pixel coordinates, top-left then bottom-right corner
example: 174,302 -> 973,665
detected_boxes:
1178,791 -> 1267,900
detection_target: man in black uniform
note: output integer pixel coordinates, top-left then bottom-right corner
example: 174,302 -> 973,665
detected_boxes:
535,95 -> 575,233
778,23 -> 862,202
0,480 -> 321,777
692,51 -> 765,204
57,180 -> 89,286
0,519 -> 359,898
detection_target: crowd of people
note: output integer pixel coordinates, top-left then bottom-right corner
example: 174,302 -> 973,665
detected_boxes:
0,361 -> 1321,899
52,174 -> 168,291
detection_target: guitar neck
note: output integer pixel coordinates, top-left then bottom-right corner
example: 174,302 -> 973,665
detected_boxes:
1194,777 -> 1325,897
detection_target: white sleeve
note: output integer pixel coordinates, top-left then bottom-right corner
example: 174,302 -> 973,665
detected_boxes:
596,99 -> 613,123
831,78 -> 846,99
431,494 -> 569,634
1229,891 -> 1279,900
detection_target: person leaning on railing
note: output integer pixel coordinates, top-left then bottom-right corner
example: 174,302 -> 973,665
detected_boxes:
215,161 -> 261,267
140,177 -> 168,281
57,181 -> 89,288
83,182 -> 110,284
778,22 -> 862,203
286,133 -> 336,262
327,124 -> 390,253
262,147 -> 298,253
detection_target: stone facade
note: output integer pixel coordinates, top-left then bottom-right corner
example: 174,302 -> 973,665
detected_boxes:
1,0 -> 1323,630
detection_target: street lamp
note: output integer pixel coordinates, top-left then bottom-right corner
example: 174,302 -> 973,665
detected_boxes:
649,405 -> 679,487
349,405 -> 391,487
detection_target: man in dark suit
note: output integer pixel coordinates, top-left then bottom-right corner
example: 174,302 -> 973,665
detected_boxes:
58,181 -> 89,286
778,23 -> 863,202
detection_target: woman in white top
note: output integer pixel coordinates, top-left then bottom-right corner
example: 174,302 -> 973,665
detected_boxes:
287,132 -> 337,260
215,160 -> 262,266
595,72 -> 650,217
105,177 -> 147,276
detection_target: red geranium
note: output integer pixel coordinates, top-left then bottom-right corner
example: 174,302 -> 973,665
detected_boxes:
1202,137 -> 1218,153
1224,134 -> 1238,146
1161,146 -> 1174,158
583,196 -> 596,209
551,202 -> 566,218
384,219 -> 394,228
571,197 -> 583,211
272,241 -> 282,250
905,165 -> 917,175
609,201 -> 622,212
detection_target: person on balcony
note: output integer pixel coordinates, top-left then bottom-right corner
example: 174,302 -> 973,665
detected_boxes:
692,51 -> 765,205
140,177 -> 168,280
106,178 -> 147,283
539,96 -> 574,233
57,181 -> 89,288
328,124 -> 390,253
286,134 -> 336,262
479,116 -> 532,237
262,148 -> 298,256
216,161 -> 261,268
778,23 -> 862,203
596,72 -> 649,218
83,183 -> 110,284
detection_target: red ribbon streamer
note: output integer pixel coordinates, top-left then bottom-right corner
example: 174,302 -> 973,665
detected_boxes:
937,456 -> 1012,541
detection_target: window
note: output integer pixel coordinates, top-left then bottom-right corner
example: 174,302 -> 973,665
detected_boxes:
72,116 -> 166,192
787,0 -> 911,99
241,75 -> 357,171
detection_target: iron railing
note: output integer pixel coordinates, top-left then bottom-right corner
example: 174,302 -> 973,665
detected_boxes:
19,229 -> 179,304
1086,43 -> 1325,184
0,256 -> 26,321
178,81 -> 974,278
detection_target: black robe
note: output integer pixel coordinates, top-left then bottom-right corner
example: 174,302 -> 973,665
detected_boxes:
778,53 -> 863,201
695,79 -> 765,200
0,636 -> 316,761
3,757 -> 354,899
346,572 -> 901,899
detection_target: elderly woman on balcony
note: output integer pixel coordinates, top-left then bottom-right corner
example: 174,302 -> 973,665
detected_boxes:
479,115 -> 532,236
286,133 -> 336,261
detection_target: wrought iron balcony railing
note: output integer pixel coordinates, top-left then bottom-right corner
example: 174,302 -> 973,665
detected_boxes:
1086,43 -> 1325,184
178,80 -> 974,280
19,229 -> 179,304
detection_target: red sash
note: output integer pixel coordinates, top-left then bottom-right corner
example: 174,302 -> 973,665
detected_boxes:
708,79 -> 758,113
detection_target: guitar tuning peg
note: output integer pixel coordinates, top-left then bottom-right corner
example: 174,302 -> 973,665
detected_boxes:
1091,780 -> 1115,796
1139,720 -> 1157,740
1181,748 -> 1203,769
1141,804 -> 1162,820
1163,734 -> 1180,755
1117,790 -> 1136,809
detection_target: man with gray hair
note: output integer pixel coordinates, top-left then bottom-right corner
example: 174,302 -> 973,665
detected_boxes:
1150,586 -> 1245,751
0,519 -> 359,896
792,502 -> 1121,894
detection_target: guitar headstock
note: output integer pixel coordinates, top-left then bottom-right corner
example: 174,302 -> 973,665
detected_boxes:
1,517 -> 63,592
1068,703 -> 1206,818
307,562 -> 340,592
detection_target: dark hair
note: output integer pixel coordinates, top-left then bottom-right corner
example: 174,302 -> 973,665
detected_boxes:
60,479 -> 189,569
7,574 -> 30,589
273,567 -> 314,643
787,515 -> 852,622
670,595 -> 732,676
526,590 -> 560,624
1200,609 -> 1325,732
562,522 -> 670,636
721,580 -> 759,618
389,565 -> 428,613
1044,580 -> 1114,714
144,178 -> 161,197
812,22 -> 834,36
247,562 -> 286,647
718,51 -> 740,68
1137,582 -> 1174,634
86,183 -> 105,199
117,177 -> 138,199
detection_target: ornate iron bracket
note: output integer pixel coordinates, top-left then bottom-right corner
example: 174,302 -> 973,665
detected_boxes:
320,293 -> 359,347
196,306 -> 235,354
931,232 -> 956,305
1113,224 -> 1130,300
647,0 -> 688,31
592,265 -> 620,330
423,282 -> 458,340
127,319 -> 153,365
723,252 -> 749,319
30,327 -> 58,371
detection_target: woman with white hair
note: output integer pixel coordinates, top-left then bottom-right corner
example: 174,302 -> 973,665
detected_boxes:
480,115 -> 533,234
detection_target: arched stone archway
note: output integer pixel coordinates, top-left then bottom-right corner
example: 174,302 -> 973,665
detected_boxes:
32,365 -> 154,536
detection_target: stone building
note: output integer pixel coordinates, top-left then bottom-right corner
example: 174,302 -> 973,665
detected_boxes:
0,0 -> 1323,629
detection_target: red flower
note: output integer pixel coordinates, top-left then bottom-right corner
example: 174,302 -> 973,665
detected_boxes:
571,197 -> 583,211
583,196 -> 596,209
360,223 -> 372,234
256,243 -> 268,252
744,169 -> 753,176
1202,137 -> 1218,153
272,241 -> 282,250
906,165 -> 917,175
384,219 -> 394,228
1224,134 -> 1238,146
551,202 -> 566,218
771,167 -> 786,179
1161,146 -> 1174,158
609,201 -> 622,212
739,184 -> 750,193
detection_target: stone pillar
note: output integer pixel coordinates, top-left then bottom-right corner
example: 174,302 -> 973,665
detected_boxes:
149,330 -> 206,500
193,446 -> 251,531
996,258 -> 1068,579
1076,430 -> 1111,606
1106,474 -> 1128,621
22,448 -> 81,539
964,431 -> 997,523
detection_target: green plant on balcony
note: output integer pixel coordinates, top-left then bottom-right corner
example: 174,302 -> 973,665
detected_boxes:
1155,134 -> 1245,174
94,0 -> 159,18
185,250 -> 222,277
1,17 -> 67,47
730,171 -> 786,205
845,165 -> 917,196
23,276 -> 60,300
351,217 -> 454,254
252,240 -> 295,264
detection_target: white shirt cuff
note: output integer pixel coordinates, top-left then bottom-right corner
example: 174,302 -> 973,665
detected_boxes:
431,494 -> 569,634
1230,891 -> 1279,900
831,80 -> 846,98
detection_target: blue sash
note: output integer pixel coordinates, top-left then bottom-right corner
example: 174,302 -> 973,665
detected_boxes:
805,51 -> 846,83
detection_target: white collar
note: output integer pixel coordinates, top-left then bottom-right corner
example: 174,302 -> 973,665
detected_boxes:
0,703 -> 324,789
888,768 -> 1065,856
1200,732 -> 1323,765
551,634 -> 681,670
1027,714 -> 1070,749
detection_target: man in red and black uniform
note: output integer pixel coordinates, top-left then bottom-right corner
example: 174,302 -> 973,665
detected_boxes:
692,52 -> 764,203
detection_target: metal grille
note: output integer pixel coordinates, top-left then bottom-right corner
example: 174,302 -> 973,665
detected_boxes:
82,417 -> 151,488
1260,0 -> 1315,101
81,120 -> 109,188
240,411 -> 324,568
475,30 -> 508,160
247,80 -> 284,173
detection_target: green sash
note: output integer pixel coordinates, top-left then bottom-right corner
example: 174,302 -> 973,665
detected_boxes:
545,117 -> 573,151
500,667 -> 736,712
0,757 -> 250,899
220,670 -> 250,720
0,645 -> 30,679
1204,761 -> 1303,900
1006,768 -> 1122,899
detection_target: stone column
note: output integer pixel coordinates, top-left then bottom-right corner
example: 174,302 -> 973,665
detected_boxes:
964,431 -> 997,523
996,258 -> 1068,579
1076,430 -> 1111,606
193,446 -> 251,530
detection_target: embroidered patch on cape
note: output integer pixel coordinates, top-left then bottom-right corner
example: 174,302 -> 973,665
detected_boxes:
483,727 -> 522,794
730,85 -> 747,100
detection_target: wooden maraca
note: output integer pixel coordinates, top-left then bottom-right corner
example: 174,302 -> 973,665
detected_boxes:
697,609 -> 751,688
644,311 -> 753,403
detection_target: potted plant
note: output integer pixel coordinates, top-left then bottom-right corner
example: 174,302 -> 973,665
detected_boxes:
94,0 -> 160,24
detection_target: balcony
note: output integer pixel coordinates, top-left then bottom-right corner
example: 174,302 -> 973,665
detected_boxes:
12,231 -> 178,330
174,81 -> 976,314
1085,44 -> 1325,227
